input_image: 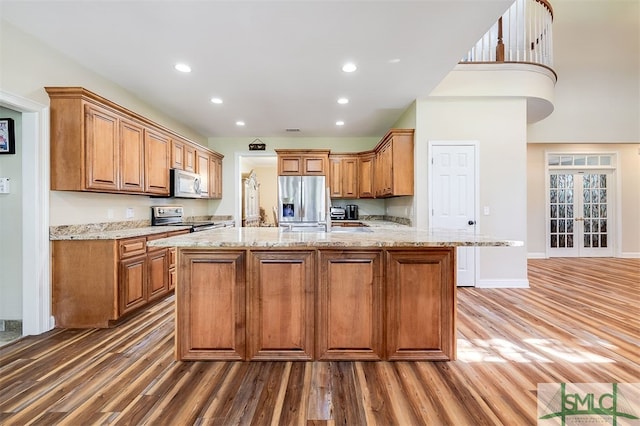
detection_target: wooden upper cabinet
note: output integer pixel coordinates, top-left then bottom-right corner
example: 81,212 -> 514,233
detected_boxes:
84,104 -> 119,191
119,118 -> 145,193
329,154 -> 358,199
209,154 -> 223,199
46,87 -> 222,197
374,129 -> 414,198
276,149 -> 330,176
184,143 -> 196,173
195,149 -> 210,197
358,152 -> 375,198
170,139 -> 185,170
144,129 -> 170,195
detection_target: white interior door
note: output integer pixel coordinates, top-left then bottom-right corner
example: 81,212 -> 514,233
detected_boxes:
429,144 -> 478,287
548,170 -> 614,257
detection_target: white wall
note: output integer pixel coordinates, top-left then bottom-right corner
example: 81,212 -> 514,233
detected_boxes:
1,21 -> 214,226
528,0 -> 639,142
0,107 -> 22,320
416,98 -> 529,285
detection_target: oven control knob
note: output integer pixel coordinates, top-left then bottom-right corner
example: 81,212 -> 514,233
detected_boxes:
158,208 -> 164,214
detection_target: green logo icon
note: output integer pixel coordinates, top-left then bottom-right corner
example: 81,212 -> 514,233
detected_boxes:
538,383 -> 640,425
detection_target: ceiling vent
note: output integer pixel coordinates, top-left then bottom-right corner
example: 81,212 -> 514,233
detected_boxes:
285,128 -> 301,133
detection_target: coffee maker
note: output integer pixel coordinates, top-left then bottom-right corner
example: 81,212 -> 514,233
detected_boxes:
345,204 -> 358,220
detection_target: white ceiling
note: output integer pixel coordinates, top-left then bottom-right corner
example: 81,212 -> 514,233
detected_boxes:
0,0 -> 512,138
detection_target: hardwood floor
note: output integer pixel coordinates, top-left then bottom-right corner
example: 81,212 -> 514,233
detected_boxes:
1,258 -> 638,425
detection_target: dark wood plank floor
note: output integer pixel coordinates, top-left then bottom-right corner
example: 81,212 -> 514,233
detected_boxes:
1,258 -> 638,425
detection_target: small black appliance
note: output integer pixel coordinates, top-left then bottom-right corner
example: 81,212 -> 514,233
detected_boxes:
345,204 -> 358,220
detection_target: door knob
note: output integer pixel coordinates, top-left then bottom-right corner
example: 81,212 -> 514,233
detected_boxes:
468,220 -> 476,225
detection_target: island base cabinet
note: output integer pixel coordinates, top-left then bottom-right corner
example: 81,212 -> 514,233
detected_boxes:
317,250 -> 384,360
177,250 -> 246,361
386,248 -> 456,361
247,251 -> 315,360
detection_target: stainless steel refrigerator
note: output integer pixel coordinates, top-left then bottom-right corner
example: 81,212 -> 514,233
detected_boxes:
278,175 -> 327,225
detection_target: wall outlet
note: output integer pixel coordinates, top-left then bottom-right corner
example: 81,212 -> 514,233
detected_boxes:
483,206 -> 490,215
126,208 -> 134,219
107,208 -> 114,219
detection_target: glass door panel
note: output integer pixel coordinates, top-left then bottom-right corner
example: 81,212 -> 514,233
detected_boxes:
548,171 -> 613,257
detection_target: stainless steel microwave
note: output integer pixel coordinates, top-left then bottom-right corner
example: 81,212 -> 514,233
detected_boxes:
170,169 -> 202,198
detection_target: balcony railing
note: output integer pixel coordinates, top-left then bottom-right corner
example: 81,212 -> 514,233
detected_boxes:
461,0 -> 554,68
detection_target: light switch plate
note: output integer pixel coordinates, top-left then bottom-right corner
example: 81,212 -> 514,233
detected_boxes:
0,177 -> 10,194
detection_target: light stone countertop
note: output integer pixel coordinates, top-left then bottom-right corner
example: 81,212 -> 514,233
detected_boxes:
147,226 -> 523,249
50,225 -> 194,241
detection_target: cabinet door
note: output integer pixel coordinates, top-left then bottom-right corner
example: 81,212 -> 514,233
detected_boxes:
119,118 -> 145,192
84,104 -> 119,191
209,155 -> 223,199
184,143 -> 196,172
358,153 -> 375,198
144,129 -> 170,195
248,251 -> 315,360
119,254 -> 147,315
147,248 -> 169,301
329,157 -> 343,197
342,157 -> 358,198
171,139 -> 185,170
317,250 -> 384,360
302,155 -> 327,175
195,150 -> 210,197
386,248 -> 456,360
168,247 -> 177,291
279,155 -> 302,175
177,250 -> 246,360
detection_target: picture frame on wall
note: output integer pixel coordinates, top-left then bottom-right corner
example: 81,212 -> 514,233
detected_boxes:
0,118 -> 16,155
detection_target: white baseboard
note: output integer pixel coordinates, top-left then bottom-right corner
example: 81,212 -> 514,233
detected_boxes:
621,252 -> 640,259
527,252 -> 547,259
476,279 -> 530,288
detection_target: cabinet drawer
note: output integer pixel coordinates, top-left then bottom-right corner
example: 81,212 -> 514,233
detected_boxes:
119,237 -> 147,258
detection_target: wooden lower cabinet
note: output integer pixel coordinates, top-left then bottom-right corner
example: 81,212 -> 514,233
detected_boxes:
386,248 -> 456,360
317,250 -> 384,360
119,254 -> 147,315
175,247 -> 455,361
177,250 -> 246,360
52,232 -> 179,328
247,251 -> 315,360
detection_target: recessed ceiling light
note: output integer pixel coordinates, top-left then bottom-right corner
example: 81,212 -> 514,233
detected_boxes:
342,62 -> 357,73
236,121 -> 245,126
210,97 -> 223,104
336,121 -> 345,126
337,98 -> 349,104
174,63 -> 191,73
389,58 -> 401,64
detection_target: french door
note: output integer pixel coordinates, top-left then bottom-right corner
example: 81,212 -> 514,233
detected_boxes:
547,170 -> 614,257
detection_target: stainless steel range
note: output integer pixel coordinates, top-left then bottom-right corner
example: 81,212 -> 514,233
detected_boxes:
151,205 -> 220,232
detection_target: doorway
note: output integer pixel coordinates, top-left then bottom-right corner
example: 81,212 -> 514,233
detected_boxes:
0,90 -> 51,336
546,153 -> 616,257
428,142 -> 479,286
237,153 -> 278,227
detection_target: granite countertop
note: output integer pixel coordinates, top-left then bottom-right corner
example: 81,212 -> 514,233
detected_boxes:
49,218 -> 235,241
147,226 -> 523,249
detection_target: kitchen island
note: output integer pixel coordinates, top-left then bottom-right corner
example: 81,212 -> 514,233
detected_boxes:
148,227 -> 521,362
